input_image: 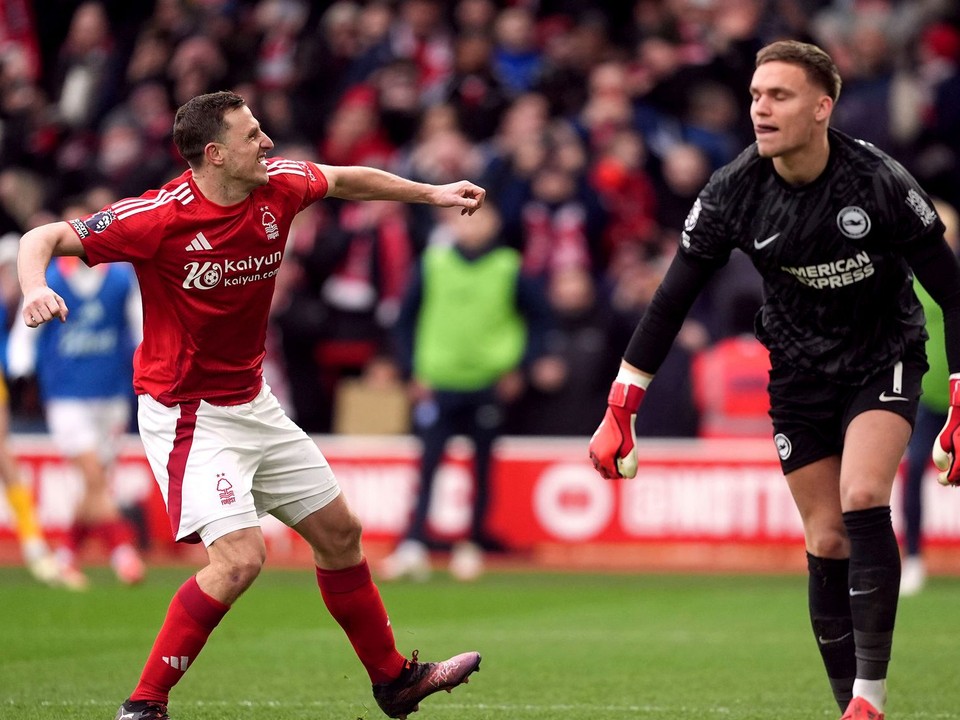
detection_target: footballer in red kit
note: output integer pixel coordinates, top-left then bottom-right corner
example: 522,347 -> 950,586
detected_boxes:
18,90 -> 484,720
73,159 -> 328,406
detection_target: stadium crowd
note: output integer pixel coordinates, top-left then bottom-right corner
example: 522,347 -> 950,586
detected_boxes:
1,0 -> 958,437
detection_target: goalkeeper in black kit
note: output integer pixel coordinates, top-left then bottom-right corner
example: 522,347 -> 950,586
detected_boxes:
590,39 -> 960,720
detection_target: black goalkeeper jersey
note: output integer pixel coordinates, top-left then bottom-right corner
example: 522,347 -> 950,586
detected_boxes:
678,128 -> 946,384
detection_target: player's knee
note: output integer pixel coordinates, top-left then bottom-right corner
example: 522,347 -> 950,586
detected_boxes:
220,552 -> 265,590
329,513 -> 363,555
841,485 -> 887,512
807,530 -> 849,559
211,541 -> 267,590
312,512 -> 363,564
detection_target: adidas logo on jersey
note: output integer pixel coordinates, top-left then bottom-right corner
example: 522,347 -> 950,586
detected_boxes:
185,232 -> 213,252
162,655 -> 190,671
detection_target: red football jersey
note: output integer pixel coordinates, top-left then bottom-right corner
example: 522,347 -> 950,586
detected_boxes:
69,158 -> 329,406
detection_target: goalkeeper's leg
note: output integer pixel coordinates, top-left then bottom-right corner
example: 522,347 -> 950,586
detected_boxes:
838,410 -> 912,715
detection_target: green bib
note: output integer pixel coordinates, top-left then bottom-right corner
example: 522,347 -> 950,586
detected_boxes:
414,245 -> 526,390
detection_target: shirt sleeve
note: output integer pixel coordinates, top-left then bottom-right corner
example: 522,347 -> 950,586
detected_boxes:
676,170 -> 736,267
877,157 -> 946,250
904,234 -> 960,374
298,160 -> 330,209
622,251 -> 718,374
68,195 -> 167,264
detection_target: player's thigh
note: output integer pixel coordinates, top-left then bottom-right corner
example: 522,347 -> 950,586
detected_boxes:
840,410 -> 911,510
290,493 -> 363,568
785,455 -> 847,558
838,358 -> 921,509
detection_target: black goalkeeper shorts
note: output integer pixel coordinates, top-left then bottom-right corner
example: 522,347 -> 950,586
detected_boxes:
767,355 -> 926,475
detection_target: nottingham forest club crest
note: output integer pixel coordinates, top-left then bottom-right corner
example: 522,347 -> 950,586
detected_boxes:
261,206 -> 280,241
217,473 -> 236,506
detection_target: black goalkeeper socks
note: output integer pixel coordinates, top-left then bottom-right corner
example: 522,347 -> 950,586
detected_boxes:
807,552 -> 855,710
843,505 -> 900,682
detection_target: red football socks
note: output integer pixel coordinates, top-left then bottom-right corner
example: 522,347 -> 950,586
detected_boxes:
317,559 -> 406,683
131,575 -> 230,704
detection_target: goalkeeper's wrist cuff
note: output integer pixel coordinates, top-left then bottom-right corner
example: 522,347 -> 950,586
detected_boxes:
616,366 -> 652,389
950,373 -> 960,404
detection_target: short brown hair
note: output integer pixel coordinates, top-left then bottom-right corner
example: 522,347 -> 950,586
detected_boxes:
172,91 -> 247,167
756,40 -> 842,102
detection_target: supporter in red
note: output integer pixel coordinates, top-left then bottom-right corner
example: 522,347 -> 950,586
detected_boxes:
691,296 -> 772,439
320,83 -> 396,168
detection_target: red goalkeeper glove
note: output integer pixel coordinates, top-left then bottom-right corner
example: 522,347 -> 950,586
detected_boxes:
589,369 -> 650,479
933,374 -> 960,486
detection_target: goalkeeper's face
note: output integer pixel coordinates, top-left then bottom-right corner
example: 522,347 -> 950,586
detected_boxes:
749,61 -> 833,162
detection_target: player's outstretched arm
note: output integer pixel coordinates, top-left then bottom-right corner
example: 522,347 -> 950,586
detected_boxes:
933,373 -> 960,486
320,165 -> 485,215
17,221 -> 83,327
589,364 -> 652,479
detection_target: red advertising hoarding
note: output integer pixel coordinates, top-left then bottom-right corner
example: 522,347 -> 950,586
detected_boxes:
3,435 -> 960,572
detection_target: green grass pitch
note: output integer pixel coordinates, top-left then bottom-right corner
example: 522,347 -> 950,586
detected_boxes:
0,565 -> 956,719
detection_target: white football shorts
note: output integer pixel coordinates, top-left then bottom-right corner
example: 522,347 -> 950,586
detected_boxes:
46,397 -> 131,463
137,383 -> 341,546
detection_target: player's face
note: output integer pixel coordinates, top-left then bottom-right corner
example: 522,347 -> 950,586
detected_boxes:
216,106 -> 275,189
749,61 -> 831,160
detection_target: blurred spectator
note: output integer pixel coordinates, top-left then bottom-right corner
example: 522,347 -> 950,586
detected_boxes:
508,265 -> 619,436
518,156 -> 607,279
823,12 -> 898,152
533,14 -> 608,117
477,91 -> 551,211
49,1 -> 116,130
0,31 -> 58,173
454,0 -> 498,36
366,0 -> 454,101
167,34 -> 228,107
253,0 -> 310,93
256,88 -> 307,147
499,119 -> 607,278
120,80 -> 176,152
629,35 -> 691,155
691,293 -> 772,439
576,59 -> 637,151
86,118 -> 175,199
589,126 -> 659,255
907,21 -> 960,209
320,83 -> 395,167
438,29 -> 511,142
275,196 -> 413,433
0,168 -> 44,234
492,5 -> 544,95
681,81 -> 741,169
652,141 -> 712,252
124,28 -> 173,89
372,58 -> 422,148
292,1 -> 363,137
381,205 -> 554,581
